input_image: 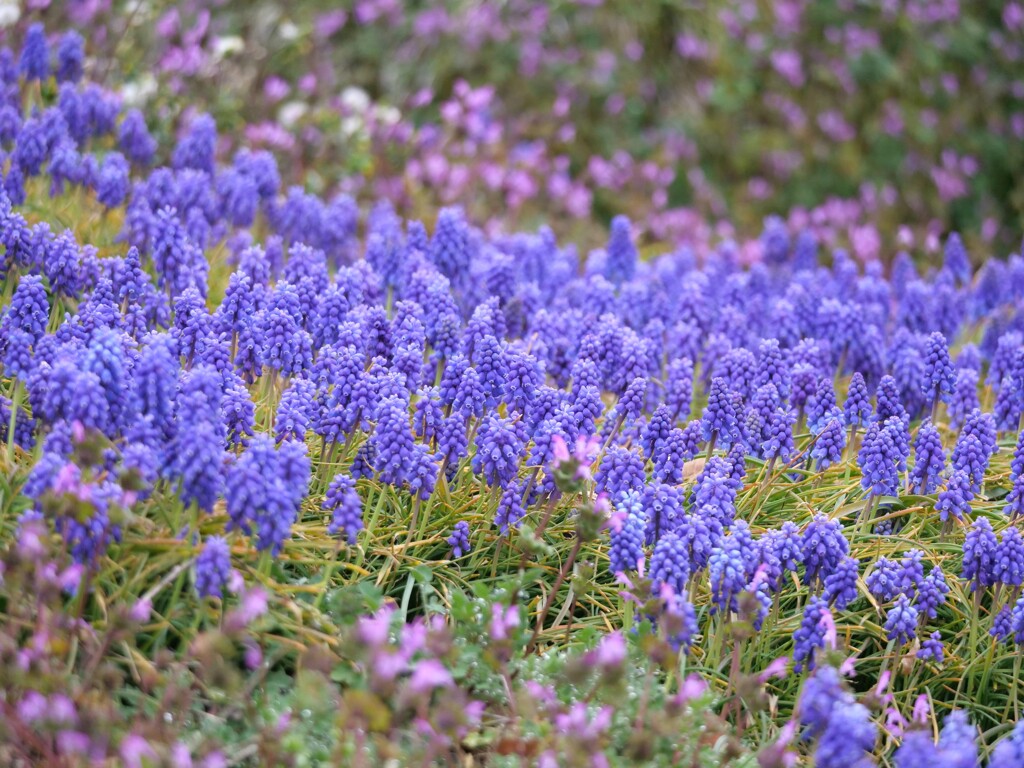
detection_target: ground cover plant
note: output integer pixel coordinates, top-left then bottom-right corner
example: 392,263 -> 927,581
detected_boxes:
2,13 -> 1024,768
27,0 -> 1024,248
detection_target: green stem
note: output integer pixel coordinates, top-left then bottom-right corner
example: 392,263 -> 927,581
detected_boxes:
525,536 -> 582,654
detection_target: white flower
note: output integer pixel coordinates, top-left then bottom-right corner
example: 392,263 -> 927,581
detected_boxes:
279,21 -> 300,41
212,35 -> 244,61
121,74 -> 158,107
0,0 -> 20,28
340,86 -> 370,114
340,115 -> 366,139
278,101 -> 308,128
375,105 -> 401,126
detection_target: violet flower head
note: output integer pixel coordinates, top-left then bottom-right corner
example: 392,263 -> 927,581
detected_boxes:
866,556 -> 902,602
961,517 -> 997,591
994,526 -> 1024,588
916,631 -> 945,664
594,445 -> 645,499
990,721 -> 1024,768
884,594 -> 919,645
792,596 -> 831,672
604,214 -> 637,286
373,395 -> 417,488
909,421 -> 945,495
324,474 -> 363,544
822,555 -> 859,610
811,418 -> 846,471
1006,429 -> 1024,518
701,376 -> 740,450
19,24 -> 50,82
473,414 -> 527,488
195,536 -> 232,599
943,232 -> 971,286
800,514 -> 849,585
447,520 -> 471,559
922,331 -> 956,405
608,490 -> 645,574
858,418 -> 902,497
649,532 -> 691,596
119,109 -> 157,166
807,376 -> 841,435
494,481 -> 526,535
55,31 -> 84,84
843,371 -> 872,429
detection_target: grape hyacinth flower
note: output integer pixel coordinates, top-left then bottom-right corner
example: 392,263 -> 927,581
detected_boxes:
988,722 -> 1024,768
822,556 -> 859,610
962,517 -> 998,593
701,377 -> 739,453
793,596 -> 832,672
884,594 -> 919,646
494,481 -> 526,535
994,526 -> 1024,588
866,557 -> 902,602
608,491 -> 645,575
909,421 -> 945,495
917,567 -> 949,619
649,532 -> 691,596
858,417 -> 904,521
19,24 -> 49,81
195,536 -> 232,599
917,631 -> 945,663
843,372 -> 872,431
801,514 -> 849,586
948,368 -> 980,429
447,520 -> 471,559
472,415 -> 526,488
1005,430 -> 1024,519
812,419 -> 846,472
807,377 -> 841,435
324,474 -> 363,545
935,469 -> 973,526
922,331 -> 956,419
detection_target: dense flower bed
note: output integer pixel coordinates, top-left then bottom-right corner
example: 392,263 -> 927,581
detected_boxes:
25,0 -> 1024,249
2,19 -> 1024,768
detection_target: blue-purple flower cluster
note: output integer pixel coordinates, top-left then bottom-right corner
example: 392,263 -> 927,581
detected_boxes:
3,25 -> 1024,758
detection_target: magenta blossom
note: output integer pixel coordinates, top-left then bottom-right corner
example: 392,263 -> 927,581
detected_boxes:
489,603 -> 519,642
550,433 -> 600,479
408,659 -> 453,694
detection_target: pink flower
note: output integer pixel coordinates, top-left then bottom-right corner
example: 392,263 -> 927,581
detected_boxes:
489,604 -> 520,642
884,706 -> 907,737
121,734 -> 158,768
759,656 -> 790,682
770,50 -> 804,87
244,642 -> 262,670
839,655 -> 858,676
550,433 -> 570,466
408,659 -> 453,694
228,587 -> 268,629
676,673 -> 708,703
129,599 -> 152,623
817,607 -> 837,650
315,10 -> 348,39
16,522 -> 46,558
358,606 -> 395,647
263,77 -> 289,103
16,691 -> 46,723
171,743 -> 193,768
595,632 -> 627,668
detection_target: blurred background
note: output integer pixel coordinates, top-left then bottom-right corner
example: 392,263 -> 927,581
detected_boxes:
15,0 -> 1024,257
